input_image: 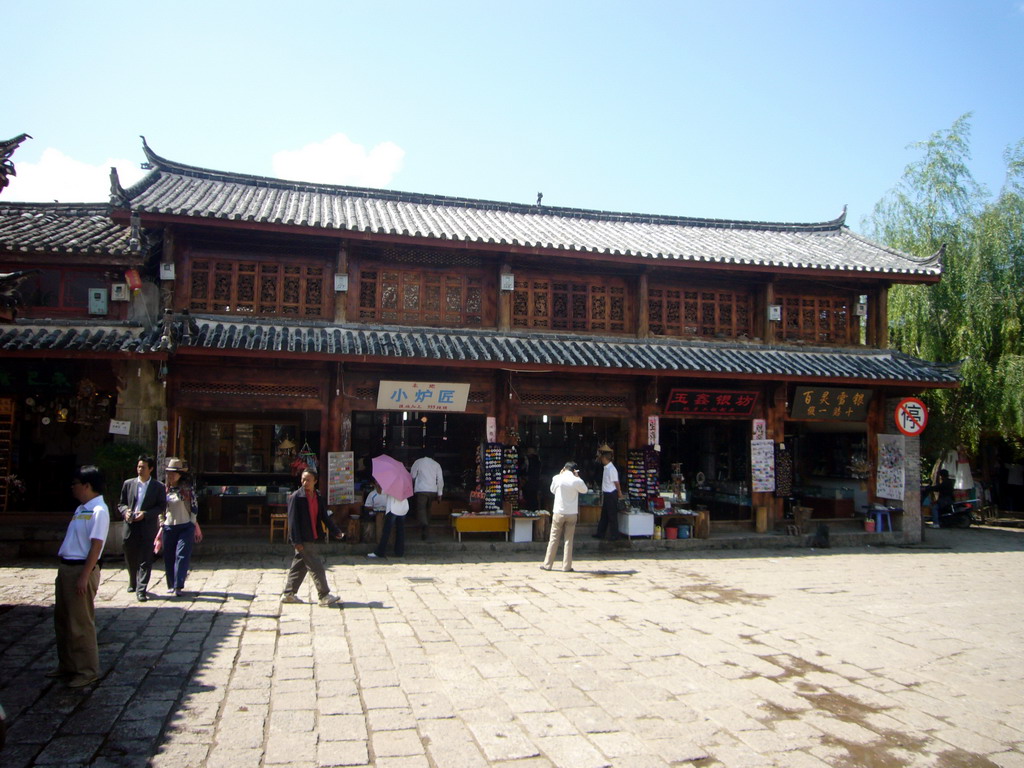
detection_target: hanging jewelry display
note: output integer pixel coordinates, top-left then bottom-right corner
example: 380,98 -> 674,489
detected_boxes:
381,412 -> 389,448
442,413 -> 448,441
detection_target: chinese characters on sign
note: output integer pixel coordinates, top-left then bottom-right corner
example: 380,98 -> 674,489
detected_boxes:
876,434 -> 905,500
327,451 -> 357,505
750,439 -> 776,492
377,381 -> 471,412
790,386 -> 872,421
647,416 -> 660,448
894,397 -> 928,436
663,389 -> 760,416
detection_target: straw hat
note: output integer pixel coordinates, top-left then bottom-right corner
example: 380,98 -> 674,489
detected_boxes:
597,443 -> 613,454
165,457 -> 189,473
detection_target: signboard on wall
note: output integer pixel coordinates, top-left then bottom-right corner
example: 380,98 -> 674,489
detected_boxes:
327,451 -> 357,505
377,381 -> 470,412
750,439 -> 776,492
663,389 -> 760,416
790,386 -> 872,421
647,416 -> 659,448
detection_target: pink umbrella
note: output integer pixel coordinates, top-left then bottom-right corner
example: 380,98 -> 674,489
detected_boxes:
371,454 -> 413,500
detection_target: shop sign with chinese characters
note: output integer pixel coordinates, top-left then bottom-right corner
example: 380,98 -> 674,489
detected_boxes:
790,386 -> 872,421
663,389 -> 760,416
377,381 -> 470,412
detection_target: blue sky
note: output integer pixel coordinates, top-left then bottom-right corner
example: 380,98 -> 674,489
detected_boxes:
5,0 -> 1023,230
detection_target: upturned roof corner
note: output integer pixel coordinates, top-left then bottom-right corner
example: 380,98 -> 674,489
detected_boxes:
109,166 -> 128,208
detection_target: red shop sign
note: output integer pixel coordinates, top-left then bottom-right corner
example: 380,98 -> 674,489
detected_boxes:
664,389 -> 760,416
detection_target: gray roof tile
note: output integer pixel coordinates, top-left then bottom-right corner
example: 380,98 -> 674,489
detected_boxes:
117,142 -> 941,278
0,321 -> 157,354
11,316 -> 953,385
0,202 -> 133,255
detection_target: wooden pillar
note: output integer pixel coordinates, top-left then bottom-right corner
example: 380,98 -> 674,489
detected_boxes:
334,243 -> 349,324
762,280 -> 777,343
496,371 -> 517,443
498,263 -> 513,332
637,271 -> 650,338
875,285 -> 889,348
328,363 -> 347,453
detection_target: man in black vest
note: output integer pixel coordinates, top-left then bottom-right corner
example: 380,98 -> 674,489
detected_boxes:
281,469 -> 345,606
117,455 -> 166,602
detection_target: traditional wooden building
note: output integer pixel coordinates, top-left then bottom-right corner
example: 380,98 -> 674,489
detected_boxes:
2,138 -> 958,543
0,201 -> 163,513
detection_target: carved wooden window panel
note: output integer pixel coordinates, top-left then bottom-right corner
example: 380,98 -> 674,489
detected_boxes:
189,259 -> 326,318
357,267 -> 484,326
648,286 -> 751,338
779,294 -> 850,343
512,276 -> 629,333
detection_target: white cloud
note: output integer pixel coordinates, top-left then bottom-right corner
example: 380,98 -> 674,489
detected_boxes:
271,133 -> 405,188
3,147 -> 148,203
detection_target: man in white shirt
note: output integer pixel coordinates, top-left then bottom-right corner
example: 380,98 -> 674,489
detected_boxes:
50,465 -> 109,688
542,462 -> 588,572
410,452 -> 444,541
595,445 -> 625,541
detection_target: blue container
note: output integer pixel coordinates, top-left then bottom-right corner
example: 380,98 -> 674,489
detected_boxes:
678,525 -> 691,539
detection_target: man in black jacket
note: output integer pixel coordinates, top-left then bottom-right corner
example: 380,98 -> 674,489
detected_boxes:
281,469 -> 345,606
117,455 -> 166,602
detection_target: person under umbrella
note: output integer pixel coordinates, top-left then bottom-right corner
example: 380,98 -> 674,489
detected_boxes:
367,454 -> 413,559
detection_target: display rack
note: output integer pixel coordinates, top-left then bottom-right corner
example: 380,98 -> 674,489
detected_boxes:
480,443 -> 520,512
626,447 -> 660,503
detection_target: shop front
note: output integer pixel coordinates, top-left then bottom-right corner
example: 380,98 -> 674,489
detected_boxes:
169,361 -> 329,525
0,359 -> 121,514
340,366 -> 497,512
650,383 -> 768,527
783,384 -> 876,524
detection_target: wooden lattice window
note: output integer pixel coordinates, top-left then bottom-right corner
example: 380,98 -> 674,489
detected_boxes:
648,287 -> 751,338
512,276 -> 629,333
779,294 -> 850,343
357,268 -> 484,326
189,259 -> 326,318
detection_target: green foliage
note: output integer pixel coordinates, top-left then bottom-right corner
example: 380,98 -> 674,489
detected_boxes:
866,115 -> 1024,459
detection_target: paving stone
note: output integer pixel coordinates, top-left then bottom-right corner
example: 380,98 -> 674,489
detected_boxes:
2,531 -> 1023,767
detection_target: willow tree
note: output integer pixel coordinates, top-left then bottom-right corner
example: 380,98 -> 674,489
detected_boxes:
866,114 -> 1024,459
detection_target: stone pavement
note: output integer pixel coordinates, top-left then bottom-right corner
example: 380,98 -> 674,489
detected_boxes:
1,527 -> 1023,768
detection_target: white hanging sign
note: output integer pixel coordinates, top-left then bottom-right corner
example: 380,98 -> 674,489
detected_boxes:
108,419 -> 131,436
377,381 -> 470,412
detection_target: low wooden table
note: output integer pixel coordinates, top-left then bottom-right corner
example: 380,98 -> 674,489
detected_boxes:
451,514 -> 510,542
654,509 -> 711,539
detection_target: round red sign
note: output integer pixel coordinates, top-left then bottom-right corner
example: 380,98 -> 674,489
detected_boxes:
894,397 -> 928,436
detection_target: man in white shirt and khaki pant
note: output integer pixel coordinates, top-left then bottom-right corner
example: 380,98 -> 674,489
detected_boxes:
410,452 -> 444,541
542,461 -> 588,572
50,465 -> 109,688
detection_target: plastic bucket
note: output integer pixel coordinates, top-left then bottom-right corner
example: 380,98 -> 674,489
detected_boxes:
666,527 -> 678,539
864,519 -> 876,533
678,525 -> 691,539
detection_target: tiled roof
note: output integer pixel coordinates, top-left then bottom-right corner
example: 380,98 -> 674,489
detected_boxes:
8,316 -> 955,385
0,321 -> 158,354
0,202 -> 133,255
3,314 -> 959,384
116,141 -> 941,278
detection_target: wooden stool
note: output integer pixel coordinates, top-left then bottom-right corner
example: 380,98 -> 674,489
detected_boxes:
246,504 -> 263,526
269,513 -> 288,542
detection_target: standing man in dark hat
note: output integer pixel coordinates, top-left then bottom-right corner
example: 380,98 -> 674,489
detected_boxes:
594,444 -> 625,541
117,455 -> 166,602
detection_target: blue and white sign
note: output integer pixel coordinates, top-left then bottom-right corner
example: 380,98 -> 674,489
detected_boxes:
377,381 -> 471,413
